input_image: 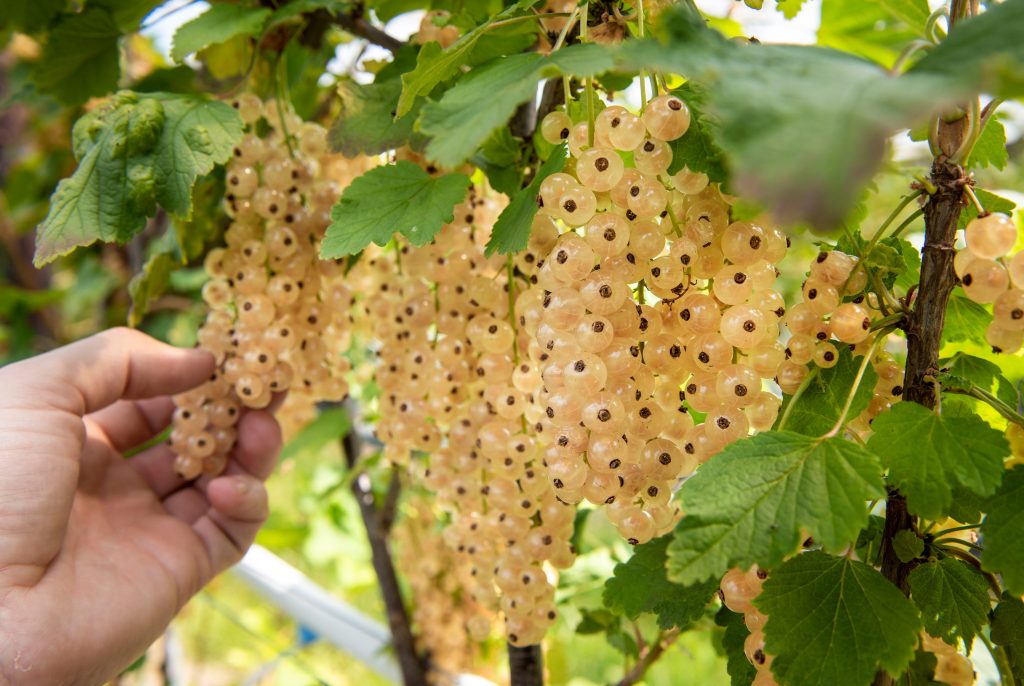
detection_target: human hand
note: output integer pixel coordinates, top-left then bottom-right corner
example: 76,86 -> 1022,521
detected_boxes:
0,328 -> 282,686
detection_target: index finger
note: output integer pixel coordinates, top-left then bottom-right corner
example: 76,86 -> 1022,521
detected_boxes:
0,327 -> 215,417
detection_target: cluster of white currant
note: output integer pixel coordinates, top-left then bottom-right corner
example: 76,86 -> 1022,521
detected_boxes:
393,494 -> 496,681
170,96 -> 364,477
720,567 -> 775,686
921,633 -> 975,686
955,212 -> 1024,353
347,182 -> 574,647
520,93 -> 791,544
782,248 -> 908,436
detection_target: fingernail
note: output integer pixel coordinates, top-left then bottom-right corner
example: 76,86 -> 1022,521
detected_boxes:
235,477 -> 253,495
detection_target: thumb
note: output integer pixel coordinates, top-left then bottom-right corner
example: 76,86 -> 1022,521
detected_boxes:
0,327 -> 215,416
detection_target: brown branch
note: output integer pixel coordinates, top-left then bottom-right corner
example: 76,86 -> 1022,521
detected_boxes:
334,10 -> 406,53
873,3 -> 974,685
341,411 -> 428,686
616,630 -> 679,686
378,468 -> 402,533
509,643 -> 544,686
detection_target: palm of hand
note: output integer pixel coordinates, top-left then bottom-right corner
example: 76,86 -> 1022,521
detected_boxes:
0,329 -> 280,686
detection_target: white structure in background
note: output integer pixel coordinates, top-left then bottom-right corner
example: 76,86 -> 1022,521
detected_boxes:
233,545 -> 497,686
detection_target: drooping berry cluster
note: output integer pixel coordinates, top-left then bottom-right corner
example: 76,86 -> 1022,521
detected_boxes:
955,212 -> 1024,353
170,96 -> 366,477
720,567 -> 776,686
525,93 -> 791,544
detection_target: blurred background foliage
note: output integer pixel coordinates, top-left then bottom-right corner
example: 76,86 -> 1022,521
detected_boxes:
1,0 -> 1022,684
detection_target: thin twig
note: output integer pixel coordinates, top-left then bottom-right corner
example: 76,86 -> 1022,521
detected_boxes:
334,11 -> 406,52
616,630 -> 679,686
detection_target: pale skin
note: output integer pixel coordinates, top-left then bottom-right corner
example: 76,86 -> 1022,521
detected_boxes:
0,328 -> 282,686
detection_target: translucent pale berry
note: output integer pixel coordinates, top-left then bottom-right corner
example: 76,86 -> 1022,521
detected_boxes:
540,110 -> 573,145
641,94 -> 691,141
965,212 -> 1017,259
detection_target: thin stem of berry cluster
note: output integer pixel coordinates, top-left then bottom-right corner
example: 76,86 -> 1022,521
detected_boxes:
823,334 -> 889,438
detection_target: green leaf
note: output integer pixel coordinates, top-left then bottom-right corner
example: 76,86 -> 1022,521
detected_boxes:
603,535 -> 716,630
396,3 -> 536,117
419,44 -> 615,168
942,292 -> 991,345
623,6 -> 960,230
775,0 -> 807,20
419,52 -> 543,168
909,0 -> 1024,97
867,402 -> 1008,520
151,95 -> 246,217
757,551 -> 922,686
894,237 -> 922,293
329,79 -> 422,157
472,126 -> 523,197
717,608 -> 758,686
777,347 -> 877,436
88,0 -> 157,31
894,530 -> 925,563
667,82 -> 728,183
0,0 -> 66,32
666,432 -> 884,585
35,92 -> 243,265
908,558 -> 991,649
485,145 -> 567,256
854,514 -> 886,566
321,161 -> 470,258
957,188 -> 1016,228
818,0 -> 927,68
127,251 -> 174,328
34,8 -> 121,106
280,406 -> 351,460
939,351 -> 1019,409
901,649 -> 941,686
991,594 -> 1024,684
877,0 -> 931,35
967,116 -> 1008,170
170,4 -> 271,63
981,465 -> 1024,596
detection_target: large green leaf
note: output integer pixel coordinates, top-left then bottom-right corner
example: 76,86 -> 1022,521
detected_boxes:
867,402 -> 1007,520
908,558 -> 991,649
967,116 -> 1009,170
321,161 -> 470,257
35,92 -> 243,265
622,5 -> 961,231
420,52 -> 543,168
603,535 -> 717,630
910,0 -> 1024,97
777,347 -> 877,436
758,551 -> 922,686
170,4 -> 270,63
939,351 -> 1019,408
981,466 -> 1024,596
818,0 -> 927,68
666,432 -> 884,585
942,292 -> 991,345
329,79 -> 422,157
485,144 -> 566,256
0,0 -> 66,31
34,8 -> 121,106
396,1 -> 538,117
419,44 -> 615,168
